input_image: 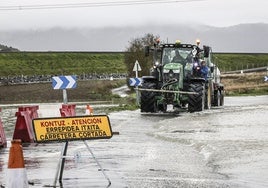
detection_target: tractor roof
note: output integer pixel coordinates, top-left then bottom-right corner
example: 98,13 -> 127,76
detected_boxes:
160,43 -> 197,49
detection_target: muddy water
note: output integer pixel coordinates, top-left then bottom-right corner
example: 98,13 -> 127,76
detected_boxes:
0,96 -> 268,187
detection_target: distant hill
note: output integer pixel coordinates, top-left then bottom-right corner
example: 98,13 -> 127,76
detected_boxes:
0,23 -> 267,53
0,44 -> 19,52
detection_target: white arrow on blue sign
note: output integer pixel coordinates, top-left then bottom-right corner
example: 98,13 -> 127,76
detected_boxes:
264,76 -> 268,82
52,75 -> 77,89
129,78 -> 142,86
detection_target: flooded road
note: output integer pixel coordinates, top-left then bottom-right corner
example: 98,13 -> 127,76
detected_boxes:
0,95 -> 268,187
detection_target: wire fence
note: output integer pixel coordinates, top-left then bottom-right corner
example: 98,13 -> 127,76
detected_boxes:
0,72 -> 127,86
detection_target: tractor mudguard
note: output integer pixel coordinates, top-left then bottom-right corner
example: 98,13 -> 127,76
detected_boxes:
142,76 -> 158,83
190,77 -> 206,83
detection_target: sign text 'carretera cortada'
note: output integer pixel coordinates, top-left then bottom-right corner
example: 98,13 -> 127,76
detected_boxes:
32,115 -> 112,143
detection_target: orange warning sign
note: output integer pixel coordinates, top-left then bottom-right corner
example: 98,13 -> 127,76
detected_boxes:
32,115 -> 112,143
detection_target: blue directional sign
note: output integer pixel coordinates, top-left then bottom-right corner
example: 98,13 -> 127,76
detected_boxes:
264,76 -> 268,82
129,78 -> 142,87
52,75 -> 77,90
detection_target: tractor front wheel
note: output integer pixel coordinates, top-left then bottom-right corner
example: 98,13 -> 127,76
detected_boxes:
140,82 -> 157,113
188,83 -> 205,113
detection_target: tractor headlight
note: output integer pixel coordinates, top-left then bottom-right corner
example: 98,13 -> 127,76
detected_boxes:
163,69 -> 169,73
193,62 -> 200,71
154,61 -> 161,68
163,69 -> 180,73
173,69 -> 180,74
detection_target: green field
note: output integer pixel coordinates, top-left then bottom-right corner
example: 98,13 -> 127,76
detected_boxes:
0,52 -> 268,77
213,53 -> 268,72
0,52 -> 125,76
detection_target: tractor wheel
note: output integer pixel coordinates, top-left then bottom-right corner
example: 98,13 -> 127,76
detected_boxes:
213,90 -> 221,106
157,103 -> 167,112
140,82 -> 157,113
188,83 -> 205,113
220,90 -> 224,106
205,83 -> 211,109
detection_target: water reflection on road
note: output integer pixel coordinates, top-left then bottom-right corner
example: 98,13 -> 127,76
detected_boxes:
0,96 -> 268,187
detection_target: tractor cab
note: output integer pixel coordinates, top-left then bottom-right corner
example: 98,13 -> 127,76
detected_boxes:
159,42 -> 203,83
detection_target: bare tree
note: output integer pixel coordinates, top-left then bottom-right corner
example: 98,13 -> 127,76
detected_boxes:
124,33 -> 159,80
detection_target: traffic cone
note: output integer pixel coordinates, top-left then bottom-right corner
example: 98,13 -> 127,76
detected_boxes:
7,139 -> 29,188
85,105 -> 93,115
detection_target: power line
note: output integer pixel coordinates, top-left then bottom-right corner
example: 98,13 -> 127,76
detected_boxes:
0,0 -> 204,11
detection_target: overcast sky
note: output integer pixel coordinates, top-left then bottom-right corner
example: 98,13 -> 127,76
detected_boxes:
0,0 -> 268,30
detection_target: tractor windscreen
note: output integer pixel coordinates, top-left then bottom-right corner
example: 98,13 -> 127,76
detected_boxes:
162,47 -> 193,65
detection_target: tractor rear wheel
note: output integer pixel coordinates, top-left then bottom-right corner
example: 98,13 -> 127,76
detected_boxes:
220,90 -> 224,106
213,90 -> 221,106
140,82 -> 157,113
188,83 -> 205,113
205,83 -> 211,109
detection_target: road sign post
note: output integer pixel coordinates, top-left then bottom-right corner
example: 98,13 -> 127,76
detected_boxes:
63,89 -> 68,104
132,60 -> 142,105
264,67 -> 268,82
51,75 -> 77,184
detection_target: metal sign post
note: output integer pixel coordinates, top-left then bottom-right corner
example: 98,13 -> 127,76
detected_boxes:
83,140 -> 111,186
63,89 -> 68,104
51,75 -> 77,185
264,67 -> 268,82
59,141 -> 68,184
48,75 -> 112,187
132,60 -> 142,105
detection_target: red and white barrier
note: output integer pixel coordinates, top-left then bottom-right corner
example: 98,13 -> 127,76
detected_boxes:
60,104 -> 76,117
0,108 -> 7,148
13,106 -> 39,143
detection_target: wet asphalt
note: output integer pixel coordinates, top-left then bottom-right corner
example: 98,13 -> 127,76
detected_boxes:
0,95 -> 268,188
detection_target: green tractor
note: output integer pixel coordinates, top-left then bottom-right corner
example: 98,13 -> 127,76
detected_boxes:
139,40 -> 224,113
